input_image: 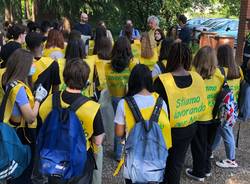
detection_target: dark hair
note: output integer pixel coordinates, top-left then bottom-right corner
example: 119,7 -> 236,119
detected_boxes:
111,37 -> 133,72
25,32 -> 45,50
65,30 -> 86,60
178,15 -> 187,24
45,29 -> 64,49
141,32 -> 153,58
126,64 -> 153,96
217,44 -> 240,80
166,42 -> 192,72
7,24 -> 26,40
97,37 -> 112,60
159,38 -> 174,62
167,25 -> 178,39
154,28 -> 165,42
40,20 -> 51,34
27,21 -> 39,33
63,58 -> 90,90
2,49 -> 33,86
124,24 -> 133,42
93,26 -> 107,55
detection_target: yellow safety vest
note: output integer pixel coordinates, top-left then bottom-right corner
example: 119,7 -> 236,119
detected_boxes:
192,67 -> 224,121
39,93 -> 100,150
43,47 -> 65,58
0,68 -> 6,104
57,57 -> 96,98
131,40 -> 141,60
140,47 -> 158,70
105,61 -> 137,97
32,57 -> 54,84
222,67 -> 243,101
3,81 -> 37,128
95,57 -> 111,91
124,92 -> 172,149
88,40 -> 95,56
159,71 -> 208,128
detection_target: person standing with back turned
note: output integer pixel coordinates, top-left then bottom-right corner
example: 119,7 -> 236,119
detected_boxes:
154,42 -> 208,184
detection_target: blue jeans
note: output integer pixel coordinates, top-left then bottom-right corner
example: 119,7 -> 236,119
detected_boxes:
212,124 -> 235,160
111,97 -> 123,161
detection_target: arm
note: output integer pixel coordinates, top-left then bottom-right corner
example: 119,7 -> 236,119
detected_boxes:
20,101 -> 40,123
114,99 -> 126,137
91,109 -> 105,146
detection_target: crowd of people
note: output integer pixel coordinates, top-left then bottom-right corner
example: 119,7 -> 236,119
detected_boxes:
0,11 -> 247,184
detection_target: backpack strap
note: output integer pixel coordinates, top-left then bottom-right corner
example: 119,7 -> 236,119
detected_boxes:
70,96 -> 89,112
52,92 -> 61,109
125,97 -> 144,122
219,67 -> 227,83
157,61 -> 166,74
150,97 -> 163,123
0,81 -> 18,122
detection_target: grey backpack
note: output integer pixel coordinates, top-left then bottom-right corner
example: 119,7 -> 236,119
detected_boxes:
125,97 -> 168,183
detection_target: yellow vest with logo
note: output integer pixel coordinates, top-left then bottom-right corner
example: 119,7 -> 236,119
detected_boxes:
32,57 -> 54,84
3,81 -> 37,128
192,67 -> 224,121
39,93 -> 100,150
159,72 -> 208,128
95,57 -> 111,91
124,93 -> 172,149
140,48 -> 158,70
222,67 -> 243,101
57,57 -> 96,97
105,61 -> 137,97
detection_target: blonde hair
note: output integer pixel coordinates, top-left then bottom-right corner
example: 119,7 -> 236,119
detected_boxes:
141,32 -> 154,58
193,46 -> 217,79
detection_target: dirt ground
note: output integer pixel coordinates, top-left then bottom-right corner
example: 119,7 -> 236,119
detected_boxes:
102,122 -> 250,184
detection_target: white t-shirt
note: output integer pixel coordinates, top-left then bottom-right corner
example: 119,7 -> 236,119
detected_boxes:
151,63 -> 162,78
114,93 -> 168,179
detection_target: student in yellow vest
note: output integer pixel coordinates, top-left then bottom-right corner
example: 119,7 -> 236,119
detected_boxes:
152,37 -> 174,79
1,49 -> 48,184
39,59 -> 105,184
58,30 -> 95,98
25,32 -> 61,94
154,28 -> 165,54
0,24 -> 26,68
115,64 -> 172,183
106,36 -> 135,161
140,32 -> 158,70
212,44 -> 243,168
43,29 -> 65,60
94,36 -> 112,99
154,42 -> 208,184
185,46 -> 224,182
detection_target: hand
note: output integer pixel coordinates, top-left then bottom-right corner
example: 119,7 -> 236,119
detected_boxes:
35,84 -> 48,102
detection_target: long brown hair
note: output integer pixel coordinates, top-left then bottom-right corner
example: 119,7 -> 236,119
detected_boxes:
2,49 -> 33,86
217,44 -> 240,80
193,46 -> 217,79
45,29 -> 64,49
141,32 -> 154,58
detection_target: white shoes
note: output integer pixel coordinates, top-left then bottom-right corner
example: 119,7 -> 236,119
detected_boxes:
216,159 -> 238,168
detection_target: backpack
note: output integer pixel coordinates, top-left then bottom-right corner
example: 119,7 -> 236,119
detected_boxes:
213,67 -> 238,127
37,92 -> 88,180
0,81 -> 31,180
124,96 -> 168,183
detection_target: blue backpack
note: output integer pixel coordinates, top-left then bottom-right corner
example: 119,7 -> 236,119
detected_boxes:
0,81 -> 31,180
124,97 -> 168,183
37,92 -> 88,180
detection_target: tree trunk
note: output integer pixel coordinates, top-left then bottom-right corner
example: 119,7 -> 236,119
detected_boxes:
4,3 -> 13,22
26,0 -> 32,20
